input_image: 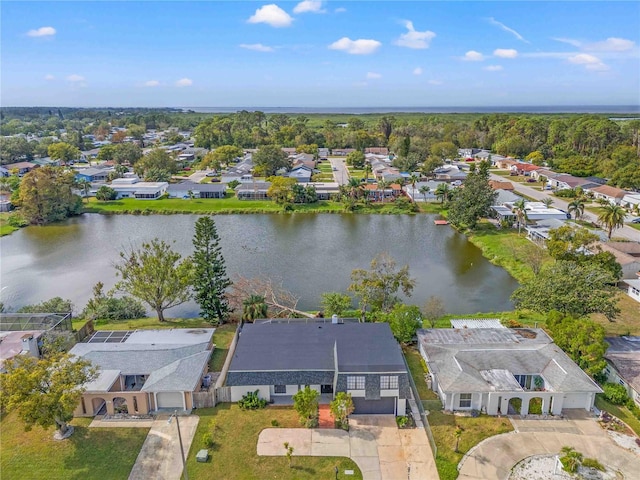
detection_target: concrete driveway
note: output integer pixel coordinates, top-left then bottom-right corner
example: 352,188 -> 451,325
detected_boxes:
458,410 -> 640,479
257,415 -> 438,480
129,415 -> 199,480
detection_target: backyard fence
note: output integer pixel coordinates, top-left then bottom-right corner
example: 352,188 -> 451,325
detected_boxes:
215,387 -> 232,404
193,391 -> 216,409
402,353 -> 438,458
75,320 -> 95,342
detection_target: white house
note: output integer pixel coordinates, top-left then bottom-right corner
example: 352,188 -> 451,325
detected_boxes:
624,279 -> 640,303
622,194 -> 640,211
110,177 -> 168,200
586,185 -> 628,205
418,328 -> 602,416
604,337 -> 640,407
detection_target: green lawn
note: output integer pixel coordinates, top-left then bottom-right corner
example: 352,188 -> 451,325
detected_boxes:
72,316 -> 213,332
595,395 -> 640,437
0,213 -> 19,236
187,405 -> 362,480
429,411 -> 513,480
209,323 -> 237,371
0,412 -> 148,480
630,223 -> 640,231
403,346 -> 440,403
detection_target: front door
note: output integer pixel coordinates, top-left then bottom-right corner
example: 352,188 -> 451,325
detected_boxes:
321,384 -> 333,394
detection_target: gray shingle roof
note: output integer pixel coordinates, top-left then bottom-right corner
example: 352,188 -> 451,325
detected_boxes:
141,351 -> 211,392
605,337 -> 640,392
418,328 -> 601,394
229,322 -> 406,374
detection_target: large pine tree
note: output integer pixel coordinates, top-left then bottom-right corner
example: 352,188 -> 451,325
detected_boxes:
447,160 -> 497,230
192,216 -> 232,324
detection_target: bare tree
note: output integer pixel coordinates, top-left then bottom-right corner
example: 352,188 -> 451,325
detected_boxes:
227,275 -> 312,318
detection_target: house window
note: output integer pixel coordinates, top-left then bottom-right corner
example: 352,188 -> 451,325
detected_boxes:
274,385 -> 286,394
347,376 -> 365,390
380,376 -> 399,389
459,393 -> 472,408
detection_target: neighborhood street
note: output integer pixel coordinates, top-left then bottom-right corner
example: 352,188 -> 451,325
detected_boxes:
329,157 -> 350,185
490,173 -> 640,241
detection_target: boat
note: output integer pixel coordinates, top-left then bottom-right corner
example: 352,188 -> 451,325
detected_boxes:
434,220 -> 449,225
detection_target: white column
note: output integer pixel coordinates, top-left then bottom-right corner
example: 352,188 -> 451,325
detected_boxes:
182,392 -> 187,411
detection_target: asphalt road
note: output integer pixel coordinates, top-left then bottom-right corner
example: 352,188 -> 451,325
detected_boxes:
490,173 -> 640,241
329,157 -> 350,185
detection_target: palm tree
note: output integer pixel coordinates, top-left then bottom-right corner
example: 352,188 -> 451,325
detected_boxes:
512,199 -> 528,234
409,174 -> 419,200
242,295 -> 268,323
568,198 -> 585,222
598,204 -> 626,239
377,179 -> 389,203
363,163 -> 371,183
435,183 -> 451,204
347,177 -> 361,199
76,179 -> 91,202
538,175 -> 547,190
541,197 -> 554,208
419,185 -> 430,202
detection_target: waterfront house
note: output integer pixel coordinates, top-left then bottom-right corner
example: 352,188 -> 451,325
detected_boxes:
225,319 -> 410,415
167,181 -> 227,199
71,329 -> 214,416
418,328 -> 602,415
75,167 -> 111,183
287,164 -> 313,183
235,181 -> 271,200
110,177 -> 168,200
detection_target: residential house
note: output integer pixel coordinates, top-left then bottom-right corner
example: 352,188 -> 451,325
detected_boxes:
603,337 -> 640,407
71,328 -> 214,416
306,182 -> 340,200
489,180 -> 515,191
331,148 -> 356,156
621,194 -> 640,211
525,219 -> 607,246
403,181 -> 443,202
235,181 -> 271,200
530,168 -> 559,182
225,319 -> 410,415
110,177 -> 168,200
222,158 -> 254,183
418,328 -> 602,415
318,148 -> 330,160
364,183 -> 398,202
433,166 -> 468,182
75,167 -> 111,183
492,202 -> 569,226
365,147 -> 389,155
548,174 -> 600,191
3,161 -> 37,176
512,163 -> 541,176
281,147 -> 297,156
493,158 -> 518,170
594,242 -> 640,279
494,189 -> 523,206
287,164 -> 313,183
167,181 -> 227,199
586,185 -> 628,205
624,279 -> 640,303
0,332 -> 44,372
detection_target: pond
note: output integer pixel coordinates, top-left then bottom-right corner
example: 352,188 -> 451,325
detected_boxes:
0,213 -> 519,317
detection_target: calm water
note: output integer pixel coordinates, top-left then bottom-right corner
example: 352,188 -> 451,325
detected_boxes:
0,214 -> 518,317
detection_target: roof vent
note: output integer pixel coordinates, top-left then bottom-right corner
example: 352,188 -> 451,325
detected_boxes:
332,314 -> 339,324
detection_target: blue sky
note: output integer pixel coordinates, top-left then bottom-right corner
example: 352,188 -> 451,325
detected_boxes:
2,1 -> 639,107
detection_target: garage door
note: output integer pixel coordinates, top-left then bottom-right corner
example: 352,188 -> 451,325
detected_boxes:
352,397 -> 395,415
156,392 -> 184,409
562,393 -> 587,409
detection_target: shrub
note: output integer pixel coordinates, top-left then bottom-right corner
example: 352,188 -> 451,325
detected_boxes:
396,416 -> 409,428
82,282 -> 146,321
6,213 -> 28,228
202,432 -> 214,448
271,419 -> 279,427
581,458 -> 604,471
603,383 -> 629,405
18,297 -> 74,314
238,390 -> 267,410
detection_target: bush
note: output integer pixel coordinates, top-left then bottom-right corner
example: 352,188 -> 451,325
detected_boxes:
6,213 -> 28,228
603,383 -> 629,405
238,390 -> 267,410
396,416 -> 409,428
82,283 -> 146,321
271,419 -> 279,427
581,458 -> 605,471
18,297 -> 74,314
202,432 -> 214,448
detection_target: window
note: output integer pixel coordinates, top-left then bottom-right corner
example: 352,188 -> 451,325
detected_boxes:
459,393 -> 472,408
274,385 -> 286,394
347,376 -> 365,390
380,376 -> 399,389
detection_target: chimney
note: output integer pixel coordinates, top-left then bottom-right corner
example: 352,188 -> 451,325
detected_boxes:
21,334 -> 40,358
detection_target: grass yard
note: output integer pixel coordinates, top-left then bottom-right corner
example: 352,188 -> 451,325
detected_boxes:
403,346 -> 440,403
209,323 -> 237,371
629,223 -> 640,231
591,293 -> 640,335
72,316 -> 213,332
595,395 -> 640,437
0,212 -> 19,236
0,412 -> 148,480
429,411 -> 513,480
187,404 -> 362,480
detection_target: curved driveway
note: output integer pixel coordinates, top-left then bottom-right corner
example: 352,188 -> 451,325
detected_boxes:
458,411 -> 640,479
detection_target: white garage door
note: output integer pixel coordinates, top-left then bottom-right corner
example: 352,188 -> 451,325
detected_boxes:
563,393 -> 587,409
157,392 -> 184,409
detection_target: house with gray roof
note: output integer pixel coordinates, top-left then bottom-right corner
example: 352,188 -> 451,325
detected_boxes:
70,328 -> 214,416
167,181 -> 227,199
604,337 -> 640,407
418,328 -> 601,416
225,320 -> 410,415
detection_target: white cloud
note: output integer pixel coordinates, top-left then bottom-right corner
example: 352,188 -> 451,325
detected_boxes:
568,53 -> 609,71
484,65 -> 503,71
393,20 -> 436,49
144,80 -> 160,87
44,74 -> 55,81
587,37 -> 635,52
239,43 -> 274,52
176,78 -> 193,87
552,37 -> 582,48
428,80 -> 443,85
413,67 -> 423,76
366,72 -> 381,79
493,48 -> 518,58
27,26 -> 56,37
462,50 -> 485,61
248,4 -> 293,28
293,1 -> 325,14
328,37 -> 381,55
67,74 -> 85,82
487,17 -> 529,43
334,7 -> 347,13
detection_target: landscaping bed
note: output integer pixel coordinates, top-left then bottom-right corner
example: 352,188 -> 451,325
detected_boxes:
509,455 -> 618,480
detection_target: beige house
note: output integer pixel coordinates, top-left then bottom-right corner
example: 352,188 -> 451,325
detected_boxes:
70,329 -> 214,416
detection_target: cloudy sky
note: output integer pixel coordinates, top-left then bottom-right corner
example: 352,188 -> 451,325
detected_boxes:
2,1 -> 639,107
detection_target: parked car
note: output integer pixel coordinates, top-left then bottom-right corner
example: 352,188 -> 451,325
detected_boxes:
632,218 -> 640,224
206,172 -> 218,177
527,178 -> 537,183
